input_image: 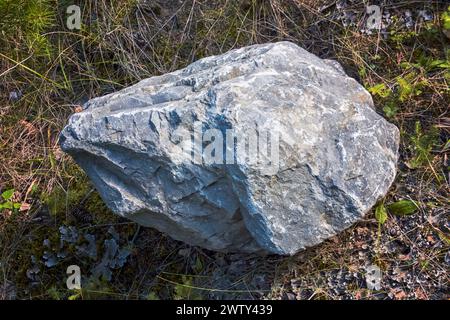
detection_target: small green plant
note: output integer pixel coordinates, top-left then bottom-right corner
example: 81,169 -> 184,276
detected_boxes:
358,65 -> 368,78
374,202 -> 387,259
407,121 -> 439,169
382,101 -> 398,118
368,83 -> 391,98
0,189 -> 21,210
68,289 -> 82,300
173,276 -> 203,300
442,6 -> 450,30
146,292 -> 160,300
367,83 -> 399,118
46,286 -> 64,300
387,200 -> 419,216
396,72 -> 427,102
400,54 -> 450,72
375,203 -> 388,225
389,30 -> 418,45
0,0 -> 55,56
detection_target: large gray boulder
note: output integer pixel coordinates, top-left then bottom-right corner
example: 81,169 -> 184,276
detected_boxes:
60,42 -> 399,255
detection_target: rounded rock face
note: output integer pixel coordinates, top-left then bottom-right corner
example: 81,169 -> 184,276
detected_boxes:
60,41 -> 399,255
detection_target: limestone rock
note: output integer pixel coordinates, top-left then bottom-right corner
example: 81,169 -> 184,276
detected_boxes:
60,42 -> 399,255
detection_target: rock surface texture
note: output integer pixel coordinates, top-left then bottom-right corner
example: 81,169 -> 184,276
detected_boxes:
60,42 -> 399,255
